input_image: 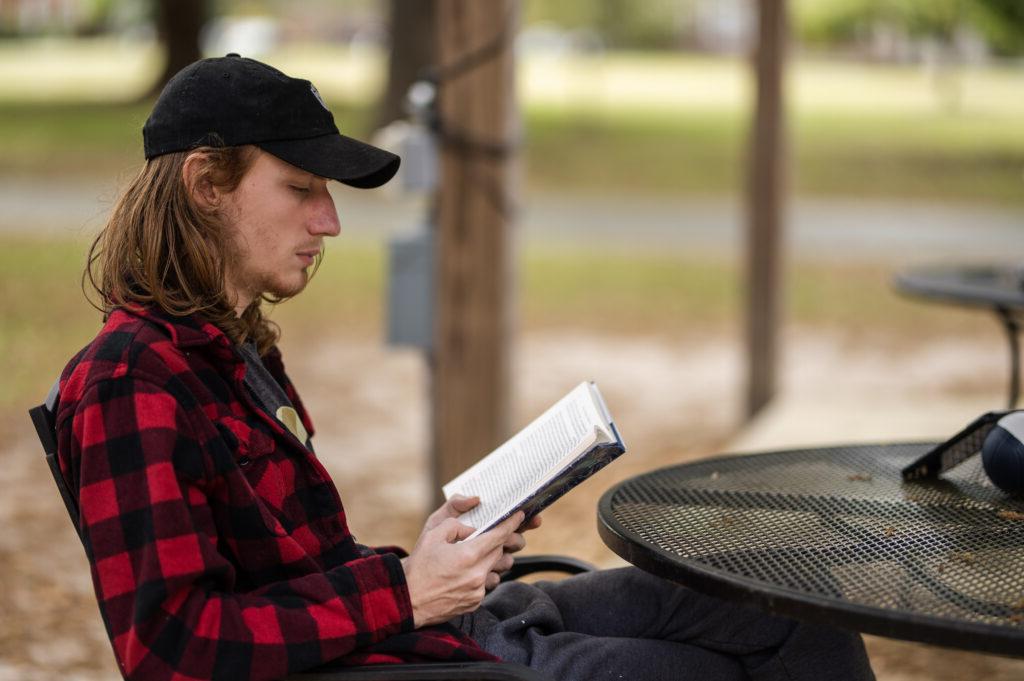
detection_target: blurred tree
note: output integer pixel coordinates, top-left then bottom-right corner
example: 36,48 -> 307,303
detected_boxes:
76,0 -> 117,35
151,0 -> 207,97
596,0 -> 681,50
797,0 -> 956,46
375,0 -> 437,130
526,0 -> 686,50
972,0 -> 1024,55
0,0 -> 117,37
795,0 -> 1024,57
523,0 -> 597,28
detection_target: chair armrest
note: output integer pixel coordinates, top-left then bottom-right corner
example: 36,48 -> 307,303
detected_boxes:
501,554 -> 596,583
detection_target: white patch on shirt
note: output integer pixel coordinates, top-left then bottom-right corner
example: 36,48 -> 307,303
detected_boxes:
277,405 -> 309,444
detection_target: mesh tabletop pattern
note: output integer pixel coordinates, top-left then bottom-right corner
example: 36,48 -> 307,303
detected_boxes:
598,444 -> 1024,655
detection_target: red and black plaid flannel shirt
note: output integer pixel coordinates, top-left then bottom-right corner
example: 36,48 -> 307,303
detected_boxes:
56,306 -> 496,680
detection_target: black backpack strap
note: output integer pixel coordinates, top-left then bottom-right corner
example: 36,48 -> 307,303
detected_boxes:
28,379 -> 82,539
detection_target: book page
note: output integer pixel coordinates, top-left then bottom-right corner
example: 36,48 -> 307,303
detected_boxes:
444,382 -> 610,531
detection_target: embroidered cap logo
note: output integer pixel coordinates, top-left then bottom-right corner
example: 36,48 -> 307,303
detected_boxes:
310,84 -> 329,111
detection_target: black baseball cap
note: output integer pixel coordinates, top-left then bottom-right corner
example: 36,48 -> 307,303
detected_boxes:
143,53 -> 400,189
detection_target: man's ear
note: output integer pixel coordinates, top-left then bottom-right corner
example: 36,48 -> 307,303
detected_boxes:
182,151 -> 221,210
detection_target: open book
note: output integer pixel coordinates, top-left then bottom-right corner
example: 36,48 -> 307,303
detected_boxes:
443,381 -> 626,540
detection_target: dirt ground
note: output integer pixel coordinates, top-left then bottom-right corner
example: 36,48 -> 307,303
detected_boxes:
2,326 -> 1023,680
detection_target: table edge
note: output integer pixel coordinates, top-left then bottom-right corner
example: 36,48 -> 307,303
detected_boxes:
893,269 -> 1024,310
596,444 -> 1024,658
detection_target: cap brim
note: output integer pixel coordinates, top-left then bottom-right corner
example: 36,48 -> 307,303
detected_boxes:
258,133 -> 400,189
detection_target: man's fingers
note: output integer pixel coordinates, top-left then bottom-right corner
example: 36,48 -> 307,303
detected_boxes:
503,532 -> 526,553
523,514 -> 542,531
494,552 -> 514,573
438,517 -> 477,543
485,512 -> 525,544
484,542 -> 507,569
453,522 -> 477,542
425,495 -> 480,532
447,494 -> 481,513
485,571 -> 501,591
469,513 -> 522,558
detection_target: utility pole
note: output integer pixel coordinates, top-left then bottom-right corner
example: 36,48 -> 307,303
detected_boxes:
745,0 -> 788,419
375,0 -> 437,130
151,0 -> 205,96
431,0 -> 519,501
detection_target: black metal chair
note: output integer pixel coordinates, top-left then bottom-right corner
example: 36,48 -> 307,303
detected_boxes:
30,382 -> 594,681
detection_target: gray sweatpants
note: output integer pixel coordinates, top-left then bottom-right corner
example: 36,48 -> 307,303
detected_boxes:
456,567 -> 875,681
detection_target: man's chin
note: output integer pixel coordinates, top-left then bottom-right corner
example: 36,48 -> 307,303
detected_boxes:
266,275 -> 308,300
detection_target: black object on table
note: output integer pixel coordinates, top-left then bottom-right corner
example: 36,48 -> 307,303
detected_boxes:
598,444 -> 1024,657
893,264 -> 1024,408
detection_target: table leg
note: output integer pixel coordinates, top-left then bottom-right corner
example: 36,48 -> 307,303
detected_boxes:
996,307 -> 1020,409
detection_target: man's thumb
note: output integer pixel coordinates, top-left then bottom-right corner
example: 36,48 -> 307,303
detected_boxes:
449,494 -> 481,513
440,517 -> 477,543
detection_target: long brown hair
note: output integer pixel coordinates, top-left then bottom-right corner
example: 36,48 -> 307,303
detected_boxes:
84,145 -> 283,353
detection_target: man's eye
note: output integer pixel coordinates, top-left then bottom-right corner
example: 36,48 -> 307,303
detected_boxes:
290,185 -> 310,194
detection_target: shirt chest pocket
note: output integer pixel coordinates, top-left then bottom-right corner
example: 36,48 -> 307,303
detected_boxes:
237,429 -> 291,512
218,418 -> 294,534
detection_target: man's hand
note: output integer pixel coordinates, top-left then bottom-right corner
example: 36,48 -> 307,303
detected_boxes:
486,513 -> 543,590
402,511 -> 525,628
423,496 -> 545,591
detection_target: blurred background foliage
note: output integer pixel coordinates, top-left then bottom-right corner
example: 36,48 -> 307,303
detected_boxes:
6,0 -> 1022,54
795,0 -> 1024,56
0,0 -> 1021,406
5,0 -> 1024,54
0,0 -> 1022,203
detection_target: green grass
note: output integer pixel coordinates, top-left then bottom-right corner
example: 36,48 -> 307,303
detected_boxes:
1,41 -> 1022,203
524,107 -> 746,197
0,100 -> 150,176
793,111 -> 1024,203
0,235 -> 386,410
521,246 -> 742,331
3,99 -> 1018,203
2,234 -> 987,411
526,106 -> 1024,203
0,236 -> 103,409
0,99 -> 375,177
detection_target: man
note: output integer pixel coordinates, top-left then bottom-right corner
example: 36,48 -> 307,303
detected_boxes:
57,55 -> 875,680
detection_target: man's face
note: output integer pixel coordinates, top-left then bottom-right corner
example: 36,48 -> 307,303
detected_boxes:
220,150 -> 341,310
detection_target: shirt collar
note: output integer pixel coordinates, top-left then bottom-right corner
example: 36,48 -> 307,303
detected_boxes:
119,304 -> 234,349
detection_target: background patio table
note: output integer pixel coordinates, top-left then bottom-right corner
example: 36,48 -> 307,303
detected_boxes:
893,264 -> 1024,408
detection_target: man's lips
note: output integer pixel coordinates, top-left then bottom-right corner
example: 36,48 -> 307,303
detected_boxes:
297,249 -> 320,266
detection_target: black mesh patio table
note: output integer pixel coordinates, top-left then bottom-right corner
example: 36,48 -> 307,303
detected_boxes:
598,443 -> 1024,656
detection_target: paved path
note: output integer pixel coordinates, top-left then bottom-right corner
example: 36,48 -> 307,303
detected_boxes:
4,177 -> 1021,263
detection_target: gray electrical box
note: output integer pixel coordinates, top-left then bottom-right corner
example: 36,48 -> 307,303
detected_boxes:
399,125 -> 438,193
386,228 -> 434,350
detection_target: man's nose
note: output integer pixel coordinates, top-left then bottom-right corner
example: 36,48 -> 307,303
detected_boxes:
309,190 -> 341,237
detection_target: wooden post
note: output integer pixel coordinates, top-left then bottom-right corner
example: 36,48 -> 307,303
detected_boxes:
745,0 -> 788,419
375,0 -> 437,130
151,0 -> 205,97
431,0 -> 518,503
